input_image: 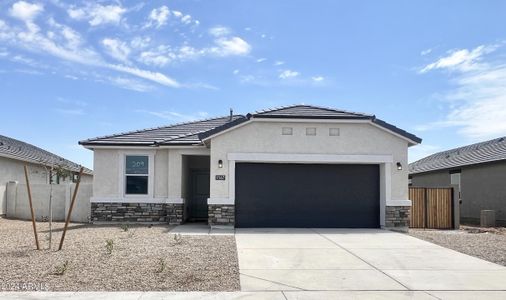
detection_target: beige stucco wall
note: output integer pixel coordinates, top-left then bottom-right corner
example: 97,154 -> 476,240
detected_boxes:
92,149 -> 120,197
1,156 -> 92,215
209,120 -> 409,201
92,148 -> 209,201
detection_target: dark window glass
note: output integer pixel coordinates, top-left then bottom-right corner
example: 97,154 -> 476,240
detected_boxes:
126,156 -> 149,174
126,176 -> 148,194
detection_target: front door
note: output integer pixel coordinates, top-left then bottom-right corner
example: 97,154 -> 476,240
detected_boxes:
188,170 -> 210,221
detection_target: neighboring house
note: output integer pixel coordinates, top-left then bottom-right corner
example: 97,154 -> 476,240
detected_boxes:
0,135 -> 93,215
409,137 -> 506,226
80,104 -> 421,229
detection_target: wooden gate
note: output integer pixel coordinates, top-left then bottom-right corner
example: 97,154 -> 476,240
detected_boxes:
409,187 -> 454,229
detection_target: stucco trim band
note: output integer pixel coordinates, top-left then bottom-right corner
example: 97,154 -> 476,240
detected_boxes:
208,197 -> 234,204
91,197 -> 169,204
386,200 -> 412,207
227,153 -> 394,164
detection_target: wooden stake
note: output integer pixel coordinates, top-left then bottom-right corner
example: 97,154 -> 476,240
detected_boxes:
24,165 -> 40,250
58,167 -> 84,251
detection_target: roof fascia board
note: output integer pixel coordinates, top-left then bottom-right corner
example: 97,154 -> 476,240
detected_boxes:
201,119 -> 253,142
251,118 -> 371,124
368,121 -> 420,146
252,115 -> 371,120
83,145 -> 205,150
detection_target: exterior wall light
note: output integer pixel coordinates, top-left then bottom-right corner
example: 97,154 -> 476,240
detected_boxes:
396,162 -> 402,170
218,159 -> 223,168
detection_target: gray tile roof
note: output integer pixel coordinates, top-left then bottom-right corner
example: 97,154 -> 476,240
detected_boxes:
0,135 -> 93,175
251,104 -> 373,119
409,137 -> 506,175
80,116 -> 244,146
82,104 -> 421,147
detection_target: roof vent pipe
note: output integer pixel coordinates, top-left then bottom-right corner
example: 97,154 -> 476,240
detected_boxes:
229,108 -> 233,121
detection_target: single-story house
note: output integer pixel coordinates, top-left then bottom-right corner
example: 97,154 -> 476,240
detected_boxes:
0,134 -> 93,215
80,104 -> 421,229
409,137 -> 506,226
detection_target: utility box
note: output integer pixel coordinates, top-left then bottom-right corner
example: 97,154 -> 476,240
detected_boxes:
480,210 -> 496,227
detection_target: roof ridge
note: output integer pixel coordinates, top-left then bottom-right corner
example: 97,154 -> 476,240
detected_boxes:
253,103 -> 372,117
80,115 -> 238,143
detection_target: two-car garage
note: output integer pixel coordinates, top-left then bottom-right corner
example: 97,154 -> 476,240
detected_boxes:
235,163 -> 380,228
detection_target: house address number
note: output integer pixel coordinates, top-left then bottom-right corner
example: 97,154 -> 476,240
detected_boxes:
215,175 -> 226,180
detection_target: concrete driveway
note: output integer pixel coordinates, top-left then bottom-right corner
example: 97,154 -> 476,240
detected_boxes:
235,228 -> 506,298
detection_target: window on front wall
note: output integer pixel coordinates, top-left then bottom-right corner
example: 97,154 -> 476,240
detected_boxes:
125,155 -> 149,195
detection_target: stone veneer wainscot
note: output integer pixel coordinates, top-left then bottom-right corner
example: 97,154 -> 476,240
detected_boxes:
385,206 -> 410,232
91,202 -> 180,223
208,204 -> 235,226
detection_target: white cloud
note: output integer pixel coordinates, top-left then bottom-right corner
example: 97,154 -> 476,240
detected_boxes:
256,58 -> 266,63
9,1 -> 43,22
420,48 -> 432,56
108,64 -> 180,88
55,108 -> 84,115
139,49 -> 172,67
136,110 -> 209,122
416,44 -> 506,140
102,38 -> 131,63
181,15 -> 192,25
147,6 -> 170,28
0,16 -> 181,88
233,69 -> 239,75
279,69 -> 299,79
56,97 -> 87,107
312,76 -> 324,82
209,26 -> 231,37
419,45 -> 496,73
274,60 -> 284,66
212,37 -> 251,56
109,77 -> 154,92
130,36 -> 151,49
68,3 -> 126,26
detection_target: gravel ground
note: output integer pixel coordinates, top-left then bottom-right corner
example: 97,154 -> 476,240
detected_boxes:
0,218 -> 240,291
409,226 -> 506,266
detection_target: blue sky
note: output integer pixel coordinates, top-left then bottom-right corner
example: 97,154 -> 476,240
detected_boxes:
1,0 -> 506,169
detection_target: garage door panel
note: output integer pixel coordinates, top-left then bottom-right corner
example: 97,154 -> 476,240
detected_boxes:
235,163 -> 379,228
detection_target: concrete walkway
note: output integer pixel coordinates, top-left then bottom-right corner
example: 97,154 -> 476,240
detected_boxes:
3,290 -> 506,299
236,228 -> 506,295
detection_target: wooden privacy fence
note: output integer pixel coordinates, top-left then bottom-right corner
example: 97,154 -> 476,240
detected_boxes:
409,187 -> 454,229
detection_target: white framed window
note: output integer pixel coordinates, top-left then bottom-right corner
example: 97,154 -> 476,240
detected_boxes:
124,155 -> 149,195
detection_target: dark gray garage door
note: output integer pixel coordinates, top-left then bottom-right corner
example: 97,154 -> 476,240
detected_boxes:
235,163 -> 380,228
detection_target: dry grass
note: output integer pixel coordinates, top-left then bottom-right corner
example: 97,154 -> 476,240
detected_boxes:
0,218 -> 240,291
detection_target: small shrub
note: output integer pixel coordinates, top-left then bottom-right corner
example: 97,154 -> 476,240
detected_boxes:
155,258 -> 166,273
173,233 -> 182,244
120,224 -> 129,232
105,239 -> 114,254
53,260 -> 69,276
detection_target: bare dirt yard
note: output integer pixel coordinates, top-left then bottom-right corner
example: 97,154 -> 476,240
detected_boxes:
409,226 -> 506,266
0,218 -> 240,291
